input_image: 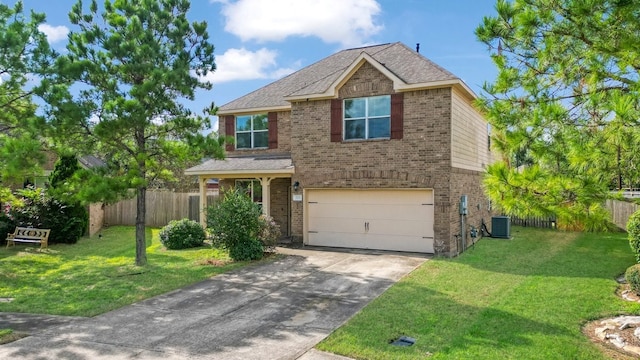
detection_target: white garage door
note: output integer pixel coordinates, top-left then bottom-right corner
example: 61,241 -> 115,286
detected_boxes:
307,189 -> 434,253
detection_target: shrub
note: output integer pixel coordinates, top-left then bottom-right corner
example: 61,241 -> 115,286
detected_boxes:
626,264 -> 640,295
0,210 -> 17,246
159,219 -> 206,250
258,215 -> 281,251
9,187 -> 88,244
207,187 -> 263,261
229,237 -> 264,261
627,209 -> 640,263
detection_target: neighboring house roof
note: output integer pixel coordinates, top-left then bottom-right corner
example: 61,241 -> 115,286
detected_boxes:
41,152 -> 106,171
185,154 -> 295,177
218,42 -> 474,115
79,155 -> 107,169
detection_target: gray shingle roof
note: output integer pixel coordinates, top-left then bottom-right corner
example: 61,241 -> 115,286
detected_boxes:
185,155 -> 294,175
218,42 -> 460,112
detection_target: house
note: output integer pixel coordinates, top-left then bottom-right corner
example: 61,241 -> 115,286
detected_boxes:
186,42 -> 493,256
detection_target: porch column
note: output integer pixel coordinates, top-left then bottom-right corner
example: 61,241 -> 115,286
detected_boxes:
258,177 -> 274,217
199,176 -> 207,227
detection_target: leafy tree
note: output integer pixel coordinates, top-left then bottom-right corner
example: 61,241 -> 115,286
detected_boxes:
207,187 -> 264,261
476,0 -> 639,231
49,154 -> 81,190
43,0 -> 223,265
0,2 -> 53,194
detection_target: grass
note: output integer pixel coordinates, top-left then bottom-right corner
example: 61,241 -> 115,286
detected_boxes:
0,226 -> 250,317
318,227 -> 640,359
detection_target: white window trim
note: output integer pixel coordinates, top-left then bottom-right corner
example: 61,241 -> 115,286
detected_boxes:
343,95 -> 391,141
236,114 -> 268,149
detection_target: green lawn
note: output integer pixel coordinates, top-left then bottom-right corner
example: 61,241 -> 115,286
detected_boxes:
318,227 -> 640,359
0,226 -> 248,317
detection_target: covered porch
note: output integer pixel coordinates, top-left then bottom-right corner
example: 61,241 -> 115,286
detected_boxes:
185,155 -> 295,228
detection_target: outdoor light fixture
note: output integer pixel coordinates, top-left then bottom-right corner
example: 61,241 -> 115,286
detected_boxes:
293,181 -> 300,192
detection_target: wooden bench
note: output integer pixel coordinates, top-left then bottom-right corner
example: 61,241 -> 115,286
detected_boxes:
6,227 -> 51,248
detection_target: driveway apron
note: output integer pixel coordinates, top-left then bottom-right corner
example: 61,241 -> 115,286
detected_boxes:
0,247 -> 426,359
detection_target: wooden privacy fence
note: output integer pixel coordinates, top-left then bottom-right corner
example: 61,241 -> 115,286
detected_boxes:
104,191 -> 219,227
509,200 -> 638,231
510,216 -> 557,229
606,199 -> 639,230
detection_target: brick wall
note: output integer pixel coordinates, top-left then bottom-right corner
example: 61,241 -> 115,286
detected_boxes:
290,62 -> 459,254
448,167 -> 492,254
269,178 -> 290,237
217,61 -> 490,256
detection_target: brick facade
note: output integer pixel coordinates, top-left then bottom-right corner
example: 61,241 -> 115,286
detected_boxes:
218,60 -> 489,256
287,62 -> 476,255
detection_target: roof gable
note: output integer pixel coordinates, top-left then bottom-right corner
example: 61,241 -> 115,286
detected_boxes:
218,42 -> 475,114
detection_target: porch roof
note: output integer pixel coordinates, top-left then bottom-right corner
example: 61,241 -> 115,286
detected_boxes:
185,154 -> 295,178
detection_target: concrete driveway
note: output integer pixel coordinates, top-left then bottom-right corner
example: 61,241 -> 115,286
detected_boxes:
0,246 -> 426,360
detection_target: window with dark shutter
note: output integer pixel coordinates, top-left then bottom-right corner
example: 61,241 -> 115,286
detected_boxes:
268,112 -> 278,149
390,93 -> 404,139
224,115 -> 235,151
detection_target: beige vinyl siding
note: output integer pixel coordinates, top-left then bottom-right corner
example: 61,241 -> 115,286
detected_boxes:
450,88 -> 490,172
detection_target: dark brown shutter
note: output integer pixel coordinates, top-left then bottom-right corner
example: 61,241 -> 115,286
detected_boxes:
268,112 -> 278,149
330,99 -> 342,142
224,115 -> 235,151
390,93 -> 404,139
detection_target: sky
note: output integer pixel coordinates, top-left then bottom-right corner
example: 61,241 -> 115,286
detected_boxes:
13,0 -> 500,131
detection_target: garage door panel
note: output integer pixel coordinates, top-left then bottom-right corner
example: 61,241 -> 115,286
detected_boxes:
306,189 -> 435,253
308,232 -> 432,253
310,203 -> 430,222
367,218 -> 434,237
364,233 -> 433,253
308,232 -> 367,249
308,190 -> 433,206
309,216 -> 366,234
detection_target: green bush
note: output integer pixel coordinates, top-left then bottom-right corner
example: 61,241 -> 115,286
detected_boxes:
229,237 -> 264,261
0,210 -> 17,246
159,219 -> 206,250
258,215 -> 281,251
206,187 -> 263,261
626,264 -> 640,295
9,188 -> 88,244
627,209 -> 640,263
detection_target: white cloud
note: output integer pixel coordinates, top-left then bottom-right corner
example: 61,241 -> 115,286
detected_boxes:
38,24 -> 69,44
199,47 -> 298,84
216,0 -> 382,47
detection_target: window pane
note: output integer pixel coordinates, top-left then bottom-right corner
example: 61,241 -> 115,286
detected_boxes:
344,98 -> 365,119
253,131 -> 268,148
236,116 -> 251,131
252,114 -> 268,130
369,117 -> 390,138
236,133 -> 251,148
345,119 -> 366,140
369,95 -> 390,117
252,181 -> 263,203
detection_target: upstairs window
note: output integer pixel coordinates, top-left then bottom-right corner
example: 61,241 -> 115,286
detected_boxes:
343,95 -> 391,140
236,114 -> 268,149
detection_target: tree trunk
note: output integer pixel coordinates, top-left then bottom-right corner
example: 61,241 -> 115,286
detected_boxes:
618,146 -> 623,190
135,185 -> 147,266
